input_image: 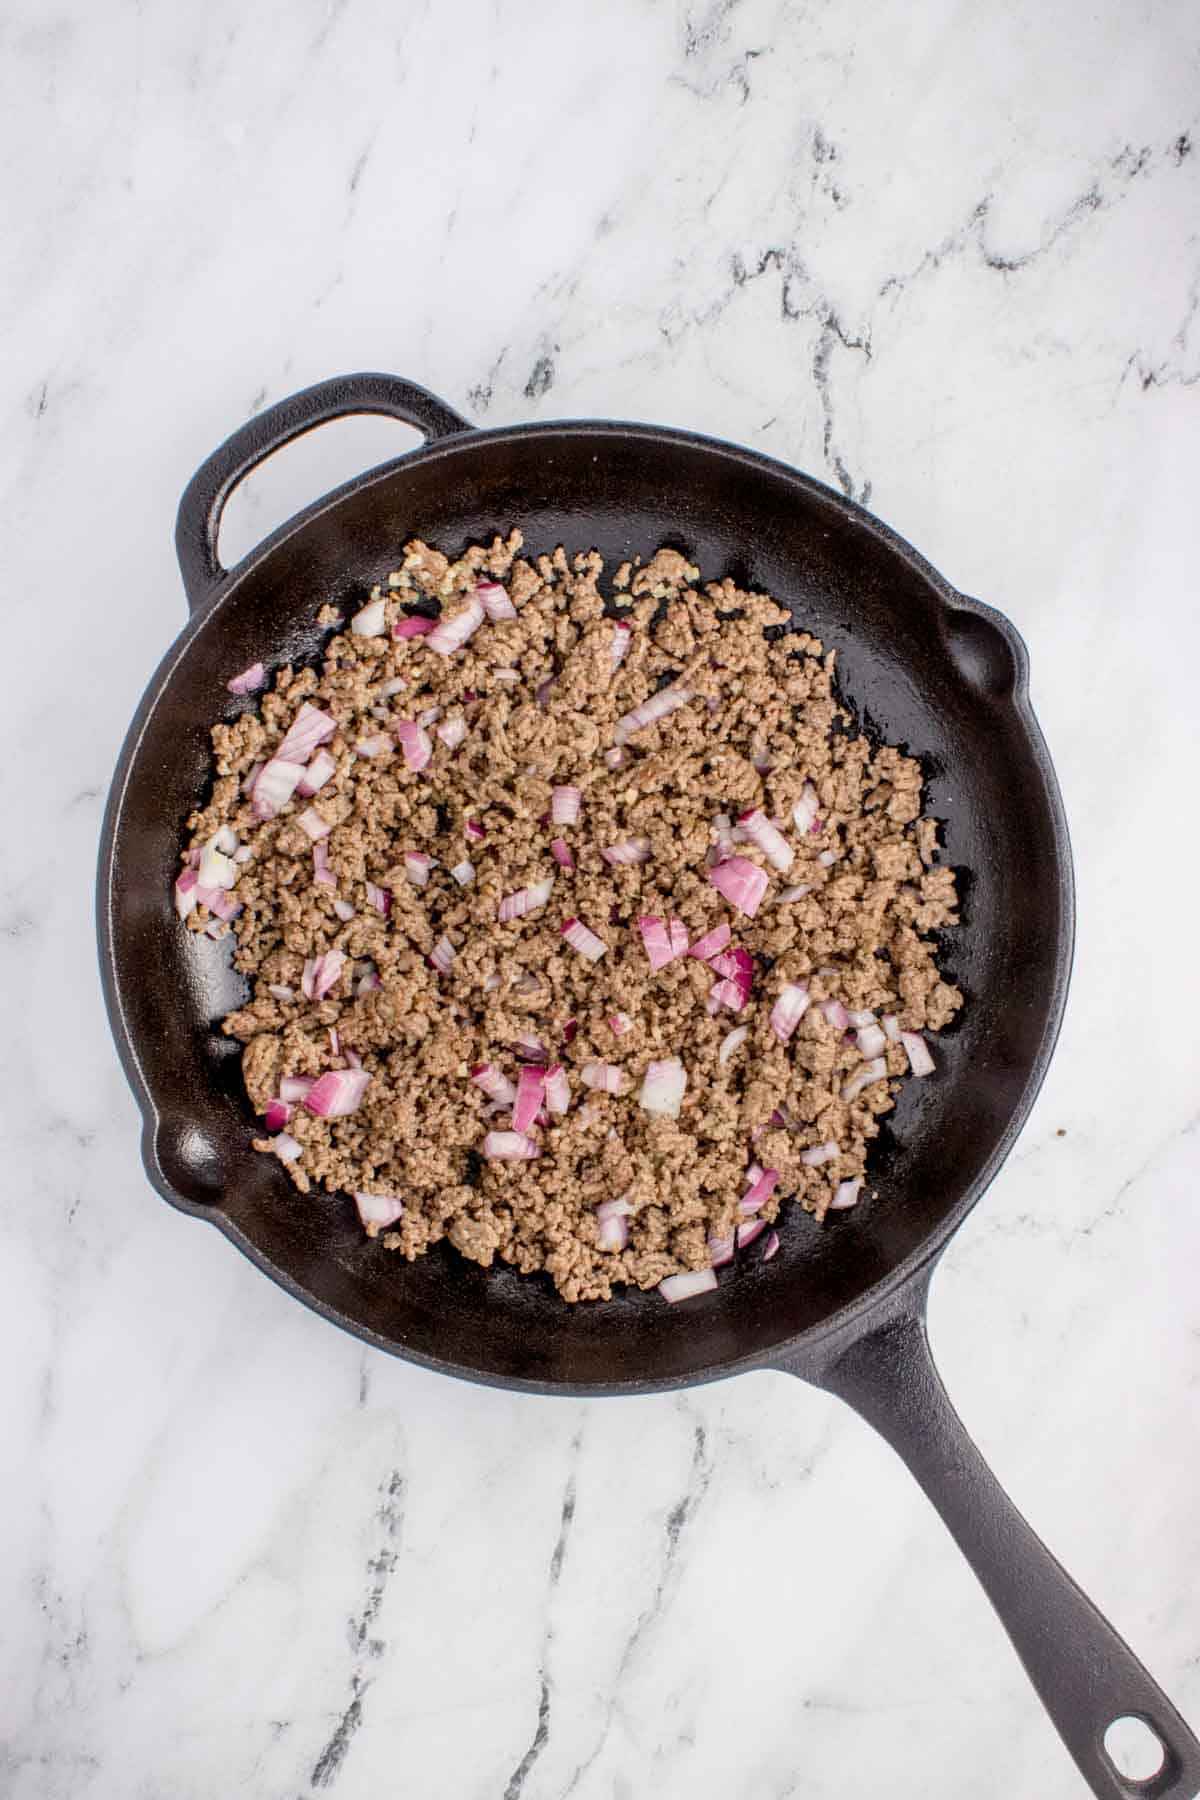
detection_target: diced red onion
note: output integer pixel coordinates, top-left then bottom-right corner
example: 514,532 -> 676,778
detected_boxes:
277,702 -> 337,766
745,1162 -> 763,1186
604,747 -> 627,770
355,733 -> 394,758
560,917 -> 607,961
227,661 -> 265,695
882,1013 -> 901,1044
801,1140 -> 839,1167
447,859 -> 475,887
659,1269 -> 717,1303
581,1061 -> 628,1094
840,1057 -> 888,1104
437,716 -> 468,750
482,1129 -> 540,1161
343,1047 -> 362,1070
351,597 -> 386,637
830,1177 -> 863,1210
900,1031 -> 935,1077
298,806 -> 332,842
205,887 -> 243,921
417,706 -> 442,729
395,719 -> 432,772
313,841 -> 335,886
210,826 -> 240,855
613,684 -> 692,746
268,983 -> 295,1002
233,845 -> 253,864
394,614 -> 436,638
706,856 -> 768,917
820,998 -> 850,1031
476,579 -> 517,621
297,748 -> 337,796
762,1230 -> 780,1261
404,852 -> 433,886
357,966 -> 382,995
719,1025 -> 748,1064
638,916 -> 675,971
706,978 -> 746,1014
736,1217 -> 768,1249
741,1167 -> 780,1214
597,1210 -> 629,1251
543,1064 -> 570,1114
241,761 -> 264,797
776,884 -> 812,904
271,1132 -> 303,1163
464,819 -> 485,841
738,808 -> 794,872
472,1063 -> 517,1105
429,935 -> 456,974
253,757 -> 306,820
550,838 -> 575,870
596,1194 -> 634,1221
263,1098 -> 291,1132
328,1027 -> 341,1060
561,1017 -> 577,1043
304,1068 -> 370,1118
770,982 -> 810,1042
174,867 -> 199,918
427,595 -> 484,656
355,1192 -> 405,1231
668,919 -> 689,959
601,837 -> 652,866
512,1031 -> 547,1061
640,1056 -> 687,1117
378,677 -> 407,698
817,849 -> 838,868
607,1011 -> 632,1037
494,669 -> 519,685
498,875 -> 555,923
709,946 -> 753,1004
610,619 -> 632,672
512,1064 -> 547,1133
856,1023 -> 887,1059
792,781 -> 820,834
688,923 -> 731,962
302,949 -> 345,1001
845,1008 -> 876,1028
551,785 -> 581,826
279,1074 -> 316,1103
708,1234 -> 735,1269
365,881 -> 391,915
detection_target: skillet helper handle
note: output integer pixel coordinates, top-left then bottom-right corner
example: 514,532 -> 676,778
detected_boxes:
175,372 -> 472,612
806,1282 -> 1200,1800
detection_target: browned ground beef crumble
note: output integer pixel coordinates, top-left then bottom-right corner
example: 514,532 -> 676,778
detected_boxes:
180,536 -> 962,1302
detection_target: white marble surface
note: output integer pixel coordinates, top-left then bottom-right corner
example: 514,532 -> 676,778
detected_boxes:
2,1 -> 1198,1795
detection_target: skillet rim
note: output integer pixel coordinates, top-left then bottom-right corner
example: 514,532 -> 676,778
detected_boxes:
96,414 -> 1076,1394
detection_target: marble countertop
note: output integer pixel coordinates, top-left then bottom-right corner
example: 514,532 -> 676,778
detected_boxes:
3,2 -> 1198,1795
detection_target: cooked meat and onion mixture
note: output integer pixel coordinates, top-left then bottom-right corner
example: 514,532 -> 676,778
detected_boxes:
175,536 -> 961,1303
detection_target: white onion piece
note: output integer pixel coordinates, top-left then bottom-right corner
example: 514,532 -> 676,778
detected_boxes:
769,982 -> 810,1042
718,1025 -> 749,1065
776,884 -> 812,904
706,856 -> 768,917
741,1167 -> 780,1215
271,1132 -> 303,1163
613,684 -> 692,746
209,824 -> 239,855
404,852 -> 433,886
498,875 -> 555,923
512,1064 -> 547,1133
551,785 -> 580,826
543,1064 -> 570,1115
296,748 -> 337,796
597,1194 -> 634,1221
900,1031 -> 935,1077
659,1269 -> 717,1303
840,1057 -> 888,1104
252,757 -> 306,820
581,1061 -> 628,1094
596,1210 -> 629,1251
355,1192 -> 404,1231
550,838 -> 574,870
417,705 -> 442,729
472,1063 -> 517,1105
607,1011 -> 632,1037
437,716 -> 468,750
610,619 -> 632,672
301,949 -> 345,1001
882,1013 -> 901,1044
640,1056 -> 686,1117
313,841 -> 335,886
482,1129 -> 540,1161
792,781 -> 821,834
198,843 -> 236,890
856,1023 -> 887,1059
846,1008 -> 876,1028
357,966 -> 382,995
351,597 -> 386,637
227,661 -> 265,695
830,1177 -> 863,1210
233,844 -> 254,864
820,998 -> 849,1031
267,983 -> 295,1002
688,923 -> 731,962
304,1068 -> 370,1118
365,881 -> 391,915
356,733 -> 393,758
493,668 -> 519,685
298,807 -> 332,842
476,579 -> 516,621
800,1140 -> 839,1167
601,837 -> 652,867
427,595 -> 484,656
395,719 -> 432,772
429,935 -> 456,974
378,677 -> 407,698
448,859 -> 476,886
738,808 -> 794,872
560,916 -> 607,961
604,746 -> 627,770
817,849 -> 838,868
333,897 -> 355,922
276,702 -> 337,765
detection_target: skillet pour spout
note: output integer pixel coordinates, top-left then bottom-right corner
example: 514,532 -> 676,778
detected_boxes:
97,372 -> 1200,1799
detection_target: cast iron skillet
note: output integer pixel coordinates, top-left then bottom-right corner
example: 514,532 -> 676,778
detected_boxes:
98,372 -> 1199,1798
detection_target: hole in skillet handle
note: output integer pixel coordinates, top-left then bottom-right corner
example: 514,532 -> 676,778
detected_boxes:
1103,1715 -> 1168,1788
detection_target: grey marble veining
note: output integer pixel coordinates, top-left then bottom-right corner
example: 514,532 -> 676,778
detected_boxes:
2,1 -> 1198,1796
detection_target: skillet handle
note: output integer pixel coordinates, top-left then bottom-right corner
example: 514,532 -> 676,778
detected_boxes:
795,1272 -> 1200,1799
174,372 -> 472,612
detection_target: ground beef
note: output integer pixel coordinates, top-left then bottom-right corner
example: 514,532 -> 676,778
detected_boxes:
179,536 -> 962,1302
